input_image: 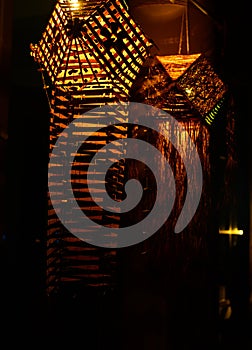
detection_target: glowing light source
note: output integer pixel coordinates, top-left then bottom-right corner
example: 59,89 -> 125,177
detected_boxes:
31,0 -> 152,98
31,0 -> 152,295
70,0 -> 80,9
219,228 -> 244,235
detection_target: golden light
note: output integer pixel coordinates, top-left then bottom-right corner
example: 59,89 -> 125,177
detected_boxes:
156,54 -> 201,81
69,0 -> 80,9
31,0 -> 152,100
219,228 -> 244,235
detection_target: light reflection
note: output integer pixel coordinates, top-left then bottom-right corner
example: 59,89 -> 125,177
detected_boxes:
70,0 -> 80,9
219,228 -> 244,235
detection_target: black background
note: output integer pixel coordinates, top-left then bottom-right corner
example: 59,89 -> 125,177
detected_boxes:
2,0 -> 251,348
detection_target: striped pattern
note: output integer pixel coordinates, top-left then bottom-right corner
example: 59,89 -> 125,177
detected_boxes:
47,91 -> 128,295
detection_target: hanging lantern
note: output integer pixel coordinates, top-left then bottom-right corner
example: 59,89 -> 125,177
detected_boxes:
153,1 -> 228,126
155,53 -> 228,125
31,0 -> 152,295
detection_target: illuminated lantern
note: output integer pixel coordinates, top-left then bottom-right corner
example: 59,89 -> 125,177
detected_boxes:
155,53 -> 228,125
30,0 -> 151,101
30,0 -> 152,295
150,0 -> 228,126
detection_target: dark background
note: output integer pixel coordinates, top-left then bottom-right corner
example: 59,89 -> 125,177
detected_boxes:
1,0 -> 251,348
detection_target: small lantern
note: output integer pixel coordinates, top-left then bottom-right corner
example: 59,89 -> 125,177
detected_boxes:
155,53 -> 228,125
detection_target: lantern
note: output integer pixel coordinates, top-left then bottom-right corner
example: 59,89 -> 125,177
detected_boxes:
155,53 -> 227,125
31,0 -> 152,295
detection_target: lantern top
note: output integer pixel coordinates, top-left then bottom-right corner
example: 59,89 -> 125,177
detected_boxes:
156,54 -> 201,81
56,0 -> 105,20
30,0 -> 152,97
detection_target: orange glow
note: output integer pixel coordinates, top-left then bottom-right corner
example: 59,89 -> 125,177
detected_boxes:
31,1 -> 152,101
156,54 -> 201,80
69,0 -> 80,8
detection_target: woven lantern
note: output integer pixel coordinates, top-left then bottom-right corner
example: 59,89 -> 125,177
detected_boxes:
31,0 -> 152,295
30,0 -> 152,101
152,0 -> 228,126
156,53 -> 227,125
